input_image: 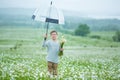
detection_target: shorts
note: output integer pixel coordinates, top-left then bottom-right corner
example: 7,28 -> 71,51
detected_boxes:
47,61 -> 58,75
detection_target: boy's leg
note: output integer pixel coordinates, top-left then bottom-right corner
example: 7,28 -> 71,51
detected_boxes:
53,63 -> 58,76
48,61 -> 53,75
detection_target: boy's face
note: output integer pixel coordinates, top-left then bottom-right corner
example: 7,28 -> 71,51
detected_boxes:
51,32 -> 57,40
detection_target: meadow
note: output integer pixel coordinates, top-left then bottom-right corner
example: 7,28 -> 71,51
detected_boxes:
0,27 -> 120,80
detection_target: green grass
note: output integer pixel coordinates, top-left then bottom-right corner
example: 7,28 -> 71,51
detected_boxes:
0,27 -> 120,80
88,31 -> 115,41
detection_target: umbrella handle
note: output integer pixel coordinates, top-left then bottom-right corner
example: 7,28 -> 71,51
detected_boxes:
44,22 -> 49,40
46,22 -> 49,35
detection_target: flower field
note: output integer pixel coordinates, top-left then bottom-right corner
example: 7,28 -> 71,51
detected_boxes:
0,28 -> 120,80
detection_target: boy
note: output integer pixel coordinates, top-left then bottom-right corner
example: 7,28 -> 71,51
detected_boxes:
42,30 -> 63,78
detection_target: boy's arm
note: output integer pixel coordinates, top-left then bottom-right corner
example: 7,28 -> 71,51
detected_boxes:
42,34 -> 47,47
42,40 -> 46,47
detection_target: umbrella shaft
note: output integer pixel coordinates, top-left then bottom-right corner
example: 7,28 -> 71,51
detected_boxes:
46,1 -> 52,35
46,22 -> 49,35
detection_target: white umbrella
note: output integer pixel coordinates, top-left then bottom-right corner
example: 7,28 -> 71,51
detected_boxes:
32,1 -> 64,36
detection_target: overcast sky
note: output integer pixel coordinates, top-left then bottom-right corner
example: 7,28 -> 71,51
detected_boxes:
0,0 -> 120,18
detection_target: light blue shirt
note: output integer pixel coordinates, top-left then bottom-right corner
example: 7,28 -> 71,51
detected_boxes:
42,39 -> 60,63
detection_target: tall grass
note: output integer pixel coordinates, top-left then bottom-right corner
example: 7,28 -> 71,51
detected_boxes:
0,28 -> 120,80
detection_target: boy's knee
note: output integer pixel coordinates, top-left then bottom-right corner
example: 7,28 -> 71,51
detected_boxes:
53,64 -> 57,69
48,62 -> 52,69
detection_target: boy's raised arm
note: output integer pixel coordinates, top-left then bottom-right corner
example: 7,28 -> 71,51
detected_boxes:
42,34 -> 48,47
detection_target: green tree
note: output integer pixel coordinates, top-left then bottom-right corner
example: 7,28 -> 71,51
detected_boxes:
113,31 -> 120,42
75,24 -> 90,36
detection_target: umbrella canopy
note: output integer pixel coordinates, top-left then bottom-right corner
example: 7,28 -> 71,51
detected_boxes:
32,1 -> 64,25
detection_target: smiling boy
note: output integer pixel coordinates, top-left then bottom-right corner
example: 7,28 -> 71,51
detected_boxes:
42,30 -> 63,78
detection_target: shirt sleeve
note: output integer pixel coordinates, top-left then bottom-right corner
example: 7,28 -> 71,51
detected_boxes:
42,40 -> 48,47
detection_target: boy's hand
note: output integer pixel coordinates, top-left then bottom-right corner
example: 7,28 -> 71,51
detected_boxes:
44,34 -> 47,40
60,48 -> 64,51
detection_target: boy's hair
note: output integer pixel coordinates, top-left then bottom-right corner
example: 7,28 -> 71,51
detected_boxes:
50,30 -> 58,35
